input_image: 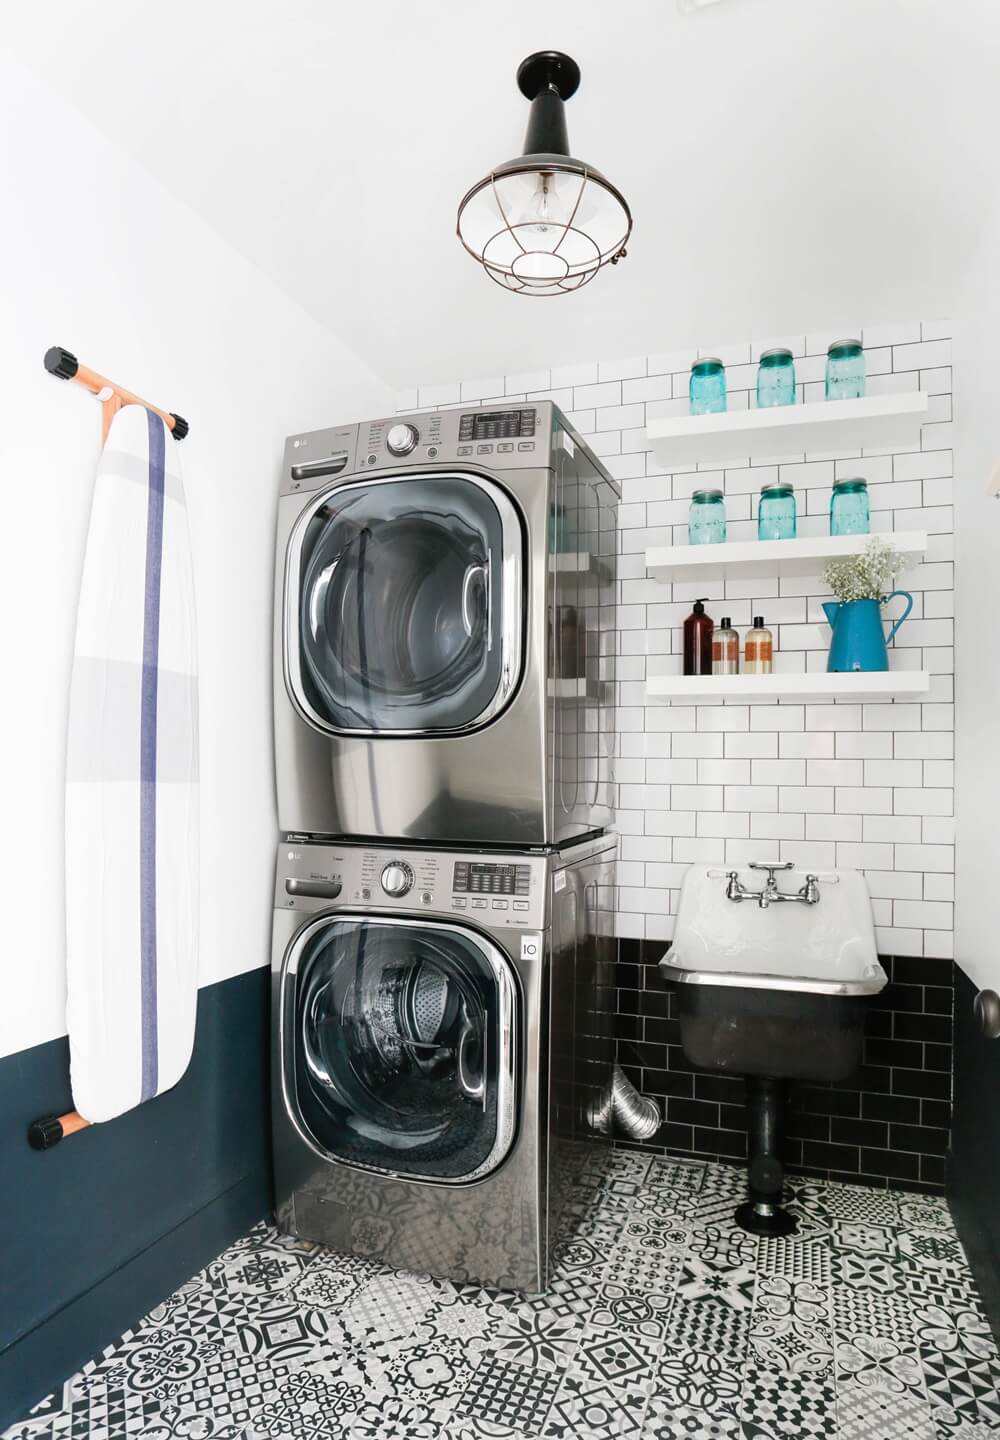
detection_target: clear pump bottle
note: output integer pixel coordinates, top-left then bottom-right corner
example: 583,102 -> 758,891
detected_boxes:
712,617 -> 739,675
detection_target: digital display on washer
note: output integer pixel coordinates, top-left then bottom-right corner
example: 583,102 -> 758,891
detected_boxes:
458,409 -> 536,442
453,861 -> 531,896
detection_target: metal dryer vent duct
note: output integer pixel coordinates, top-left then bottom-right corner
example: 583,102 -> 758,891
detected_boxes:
611,1064 -> 661,1140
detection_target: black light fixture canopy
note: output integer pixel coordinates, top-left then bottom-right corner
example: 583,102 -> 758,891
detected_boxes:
457,50 -> 632,296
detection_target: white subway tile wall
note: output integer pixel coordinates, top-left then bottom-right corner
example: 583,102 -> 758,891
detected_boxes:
404,320 -> 954,959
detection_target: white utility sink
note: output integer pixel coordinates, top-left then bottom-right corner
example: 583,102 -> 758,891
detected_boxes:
663,865 -> 885,996
659,862 -> 887,1238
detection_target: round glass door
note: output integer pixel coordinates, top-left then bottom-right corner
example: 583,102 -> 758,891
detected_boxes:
284,917 -> 518,1183
288,475 -> 523,734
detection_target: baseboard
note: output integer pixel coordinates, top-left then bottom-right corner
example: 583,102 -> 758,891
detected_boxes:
0,1171 -> 269,1431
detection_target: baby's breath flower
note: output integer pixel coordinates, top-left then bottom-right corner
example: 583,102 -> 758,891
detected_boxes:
824,538 -> 905,603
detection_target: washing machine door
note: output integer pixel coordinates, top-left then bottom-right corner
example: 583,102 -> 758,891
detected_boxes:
284,473 -> 523,736
281,915 -> 519,1183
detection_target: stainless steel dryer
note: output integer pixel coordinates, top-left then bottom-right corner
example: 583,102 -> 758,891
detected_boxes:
273,402 -> 617,847
270,833 -> 617,1291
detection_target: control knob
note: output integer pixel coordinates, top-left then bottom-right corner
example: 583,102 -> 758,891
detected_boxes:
386,422 -> 419,456
380,861 -> 414,898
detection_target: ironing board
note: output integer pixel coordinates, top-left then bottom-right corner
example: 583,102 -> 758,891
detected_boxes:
65,405 -> 199,1123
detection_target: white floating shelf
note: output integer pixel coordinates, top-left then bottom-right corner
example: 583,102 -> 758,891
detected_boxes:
548,551 -> 611,581
646,531 -> 927,582
646,671 -> 930,704
646,392 -> 930,467
548,676 -> 606,701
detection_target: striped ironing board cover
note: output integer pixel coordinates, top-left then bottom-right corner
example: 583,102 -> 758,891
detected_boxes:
65,405 -> 199,1122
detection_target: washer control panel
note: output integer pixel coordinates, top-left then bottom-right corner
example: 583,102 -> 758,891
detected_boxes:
277,841 -> 547,928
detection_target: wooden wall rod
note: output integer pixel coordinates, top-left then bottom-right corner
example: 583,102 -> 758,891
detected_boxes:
28,1110 -> 91,1150
44,346 -> 189,443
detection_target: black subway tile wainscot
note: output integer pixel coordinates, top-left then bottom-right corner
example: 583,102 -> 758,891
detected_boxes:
615,940 -> 955,1193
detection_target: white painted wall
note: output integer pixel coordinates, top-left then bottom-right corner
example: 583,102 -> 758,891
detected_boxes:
954,201 -> 1000,995
0,55 -> 391,1059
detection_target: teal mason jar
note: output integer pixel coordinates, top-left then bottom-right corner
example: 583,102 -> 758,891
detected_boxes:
756,348 -> 796,407
689,357 -> 727,415
758,481 -> 797,540
688,488 -> 727,544
825,338 -> 865,400
829,477 -> 870,535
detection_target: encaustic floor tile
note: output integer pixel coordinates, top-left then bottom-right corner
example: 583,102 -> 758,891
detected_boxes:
5,1158 -> 1000,1440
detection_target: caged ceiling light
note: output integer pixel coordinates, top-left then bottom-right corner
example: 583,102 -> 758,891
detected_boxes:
456,50 -> 632,296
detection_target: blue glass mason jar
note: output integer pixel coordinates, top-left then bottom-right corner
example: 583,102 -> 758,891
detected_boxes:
756,348 -> 796,407
825,339 -> 865,400
829,477 -> 870,535
758,481 -> 797,540
689,357 -> 727,415
688,488 -> 727,544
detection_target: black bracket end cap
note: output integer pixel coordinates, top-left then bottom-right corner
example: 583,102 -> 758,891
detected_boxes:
28,1115 -> 65,1150
44,346 -> 79,381
169,413 -> 189,440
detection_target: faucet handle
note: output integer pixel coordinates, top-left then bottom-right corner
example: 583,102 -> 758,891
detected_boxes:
748,860 -> 795,878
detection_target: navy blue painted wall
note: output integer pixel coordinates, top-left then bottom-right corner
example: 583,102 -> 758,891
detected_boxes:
949,966 -> 1000,1343
0,967 -> 271,1429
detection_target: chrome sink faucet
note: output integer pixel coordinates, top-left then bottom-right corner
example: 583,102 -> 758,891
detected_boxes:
726,861 -> 820,909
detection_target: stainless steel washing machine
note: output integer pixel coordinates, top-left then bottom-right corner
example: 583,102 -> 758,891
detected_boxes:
273,401 -> 617,847
270,833 -> 616,1291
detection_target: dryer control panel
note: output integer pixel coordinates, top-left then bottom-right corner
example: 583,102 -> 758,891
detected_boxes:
277,841 -> 548,929
280,402 -> 596,495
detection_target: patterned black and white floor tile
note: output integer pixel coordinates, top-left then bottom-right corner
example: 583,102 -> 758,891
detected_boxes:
5,1155 -> 999,1440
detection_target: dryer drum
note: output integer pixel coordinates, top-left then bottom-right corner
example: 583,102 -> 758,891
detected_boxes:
296,478 -> 505,734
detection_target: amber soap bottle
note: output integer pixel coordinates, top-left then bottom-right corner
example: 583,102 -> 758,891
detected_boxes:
683,598 -> 714,676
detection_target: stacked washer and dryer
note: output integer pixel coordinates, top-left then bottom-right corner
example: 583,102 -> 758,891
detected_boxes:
270,401 -> 619,1291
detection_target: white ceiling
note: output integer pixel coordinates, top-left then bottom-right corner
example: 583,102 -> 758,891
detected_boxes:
10,0 -> 1000,387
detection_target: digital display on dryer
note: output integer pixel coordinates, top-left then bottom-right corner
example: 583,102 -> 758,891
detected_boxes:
458,410 -> 536,442
453,862 -> 531,896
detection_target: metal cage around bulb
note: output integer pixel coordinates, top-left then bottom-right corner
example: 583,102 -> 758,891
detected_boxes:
457,51 -> 632,296
457,158 -> 632,295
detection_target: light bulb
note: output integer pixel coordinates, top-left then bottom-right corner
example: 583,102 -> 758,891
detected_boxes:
509,171 -> 560,237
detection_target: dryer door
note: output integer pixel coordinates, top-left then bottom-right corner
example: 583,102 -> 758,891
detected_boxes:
281,915 -> 519,1183
285,473 -> 523,736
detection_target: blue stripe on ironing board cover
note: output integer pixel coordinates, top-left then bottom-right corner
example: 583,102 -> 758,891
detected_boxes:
139,410 -> 164,1102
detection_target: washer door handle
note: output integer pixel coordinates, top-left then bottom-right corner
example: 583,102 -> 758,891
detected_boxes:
457,1016 -> 487,1108
461,552 -> 493,652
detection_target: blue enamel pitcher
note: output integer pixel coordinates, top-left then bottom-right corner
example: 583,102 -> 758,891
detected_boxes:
823,592 -> 913,672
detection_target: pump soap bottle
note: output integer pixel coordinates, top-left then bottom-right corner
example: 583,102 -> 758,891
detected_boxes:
712,617 -> 739,675
683,598 -> 714,676
744,616 -> 773,674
